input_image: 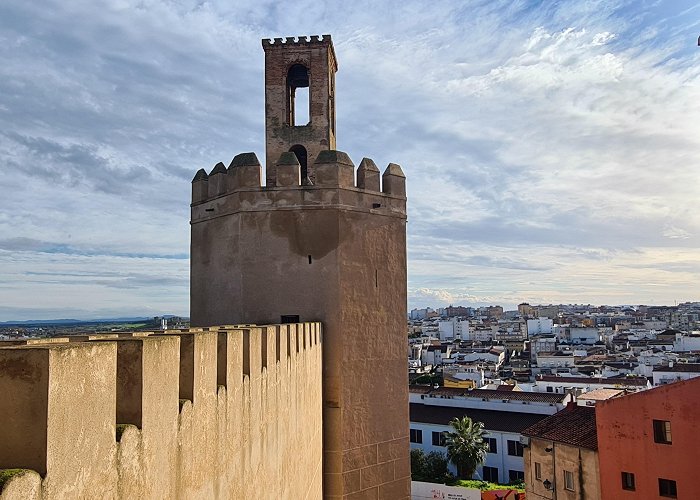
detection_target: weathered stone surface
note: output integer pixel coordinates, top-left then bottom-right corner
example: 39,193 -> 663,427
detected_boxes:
0,325 -> 323,500
357,157 -> 380,191
275,152 -> 301,186
227,153 -> 262,189
314,150 -> 355,188
382,163 -> 406,197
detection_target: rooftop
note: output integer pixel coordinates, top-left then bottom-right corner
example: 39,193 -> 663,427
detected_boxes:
653,363 -> 700,373
577,388 -> 625,401
522,404 -> 598,450
409,385 -> 566,403
410,403 -> 547,434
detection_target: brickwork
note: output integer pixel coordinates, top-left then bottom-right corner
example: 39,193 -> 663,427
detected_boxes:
262,35 -> 337,186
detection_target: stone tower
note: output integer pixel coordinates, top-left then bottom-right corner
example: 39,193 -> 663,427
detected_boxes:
190,35 -> 410,499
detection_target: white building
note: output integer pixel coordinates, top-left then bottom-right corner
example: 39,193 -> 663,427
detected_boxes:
672,333 -> 700,352
535,352 -> 575,369
533,375 -> 649,394
409,387 -> 567,484
438,317 -> 470,341
652,363 -> 700,386
527,318 -> 553,336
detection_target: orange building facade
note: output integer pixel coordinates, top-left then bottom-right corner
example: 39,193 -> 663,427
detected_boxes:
596,377 -> 700,499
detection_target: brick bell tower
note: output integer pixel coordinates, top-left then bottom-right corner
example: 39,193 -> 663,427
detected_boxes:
263,34 -> 337,187
190,35 -> 410,499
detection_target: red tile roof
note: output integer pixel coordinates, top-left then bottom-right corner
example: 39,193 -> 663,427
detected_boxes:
522,404 -> 598,450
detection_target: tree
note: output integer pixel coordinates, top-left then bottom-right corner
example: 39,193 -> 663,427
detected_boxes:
410,449 -> 453,483
444,416 -> 489,479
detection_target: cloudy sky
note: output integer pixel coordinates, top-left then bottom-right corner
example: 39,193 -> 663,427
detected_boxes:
1,0 -> 699,320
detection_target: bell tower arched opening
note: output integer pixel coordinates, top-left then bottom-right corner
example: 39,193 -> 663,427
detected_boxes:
289,144 -> 308,182
287,64 -> 310,126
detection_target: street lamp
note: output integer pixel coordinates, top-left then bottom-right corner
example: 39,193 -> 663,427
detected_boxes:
543,479 -> 552,490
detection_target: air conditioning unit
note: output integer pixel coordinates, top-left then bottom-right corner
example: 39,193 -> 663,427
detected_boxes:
520,436 -> 530,446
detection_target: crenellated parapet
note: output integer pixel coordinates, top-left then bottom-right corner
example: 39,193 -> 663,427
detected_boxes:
191,150 -> 406,224
262,34 -> 332,47
0,323 -> 323,500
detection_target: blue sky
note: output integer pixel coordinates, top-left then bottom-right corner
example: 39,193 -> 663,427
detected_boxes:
0,0 -> 699,320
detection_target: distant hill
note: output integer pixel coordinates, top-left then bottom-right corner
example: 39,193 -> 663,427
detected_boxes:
0,316 -> 186,327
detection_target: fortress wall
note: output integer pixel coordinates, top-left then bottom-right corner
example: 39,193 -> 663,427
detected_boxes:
0,322 -> 323,500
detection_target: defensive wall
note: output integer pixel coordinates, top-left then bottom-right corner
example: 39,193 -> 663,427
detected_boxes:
0,323 -> 322,500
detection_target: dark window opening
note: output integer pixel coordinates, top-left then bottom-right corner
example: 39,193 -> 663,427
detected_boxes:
509,470 -> 524,483
409,428 -> 422,444
659,478 -> 677,498
289,144 -> 308,183
653,419 -> 672,444
486,437 -> 497,454
483,466 -> 499,483
372,203 -> 381,209
308,255 -> 312,264
622,472 -> 635,491
507,440 -> 524,457
281,315 -> 300,324
287,64 -> 309,126
375,269 -> 378,288
432,431 -> 446,446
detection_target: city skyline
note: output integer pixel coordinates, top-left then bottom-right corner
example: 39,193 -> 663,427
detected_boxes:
1,0 -> 699,320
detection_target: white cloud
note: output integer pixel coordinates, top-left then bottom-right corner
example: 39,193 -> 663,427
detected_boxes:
0,0 -> 698,319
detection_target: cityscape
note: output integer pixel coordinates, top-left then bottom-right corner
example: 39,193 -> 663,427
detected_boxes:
407,300 -> 700,498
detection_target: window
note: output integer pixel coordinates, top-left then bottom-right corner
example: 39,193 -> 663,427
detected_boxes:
432,431 -> 446,446
486,437 -> 497,454
483,466 -> 499,483
535,462 -> 542,480
507,440 -> 524,457
409,428 -> 422,444
659,478 -> 677,498
286,64 -> 310,126
564,470 -> 575,491
509,470 -> 524,483
653,420 -> 672,444
621,472 -> 635,491
546,386 -> 553,392
289,144 -> 308,182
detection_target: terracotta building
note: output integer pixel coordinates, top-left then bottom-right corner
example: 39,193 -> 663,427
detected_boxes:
596,377 -> 700,499
522,403 -> 601,500
190,34 -> 409,499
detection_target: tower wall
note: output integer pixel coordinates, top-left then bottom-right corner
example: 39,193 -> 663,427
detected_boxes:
190,151 -> 410,499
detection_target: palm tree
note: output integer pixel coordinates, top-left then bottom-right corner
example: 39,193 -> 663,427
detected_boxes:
444,416 -> 489,479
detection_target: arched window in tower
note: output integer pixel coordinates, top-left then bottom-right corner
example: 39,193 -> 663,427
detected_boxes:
287,64 -> 310,126
289,144 -> 308,182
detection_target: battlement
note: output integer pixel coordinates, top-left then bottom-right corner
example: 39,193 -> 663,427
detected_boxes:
0,324 -> 323,499
191,150 -> 406,224
262,34 -> 332,47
